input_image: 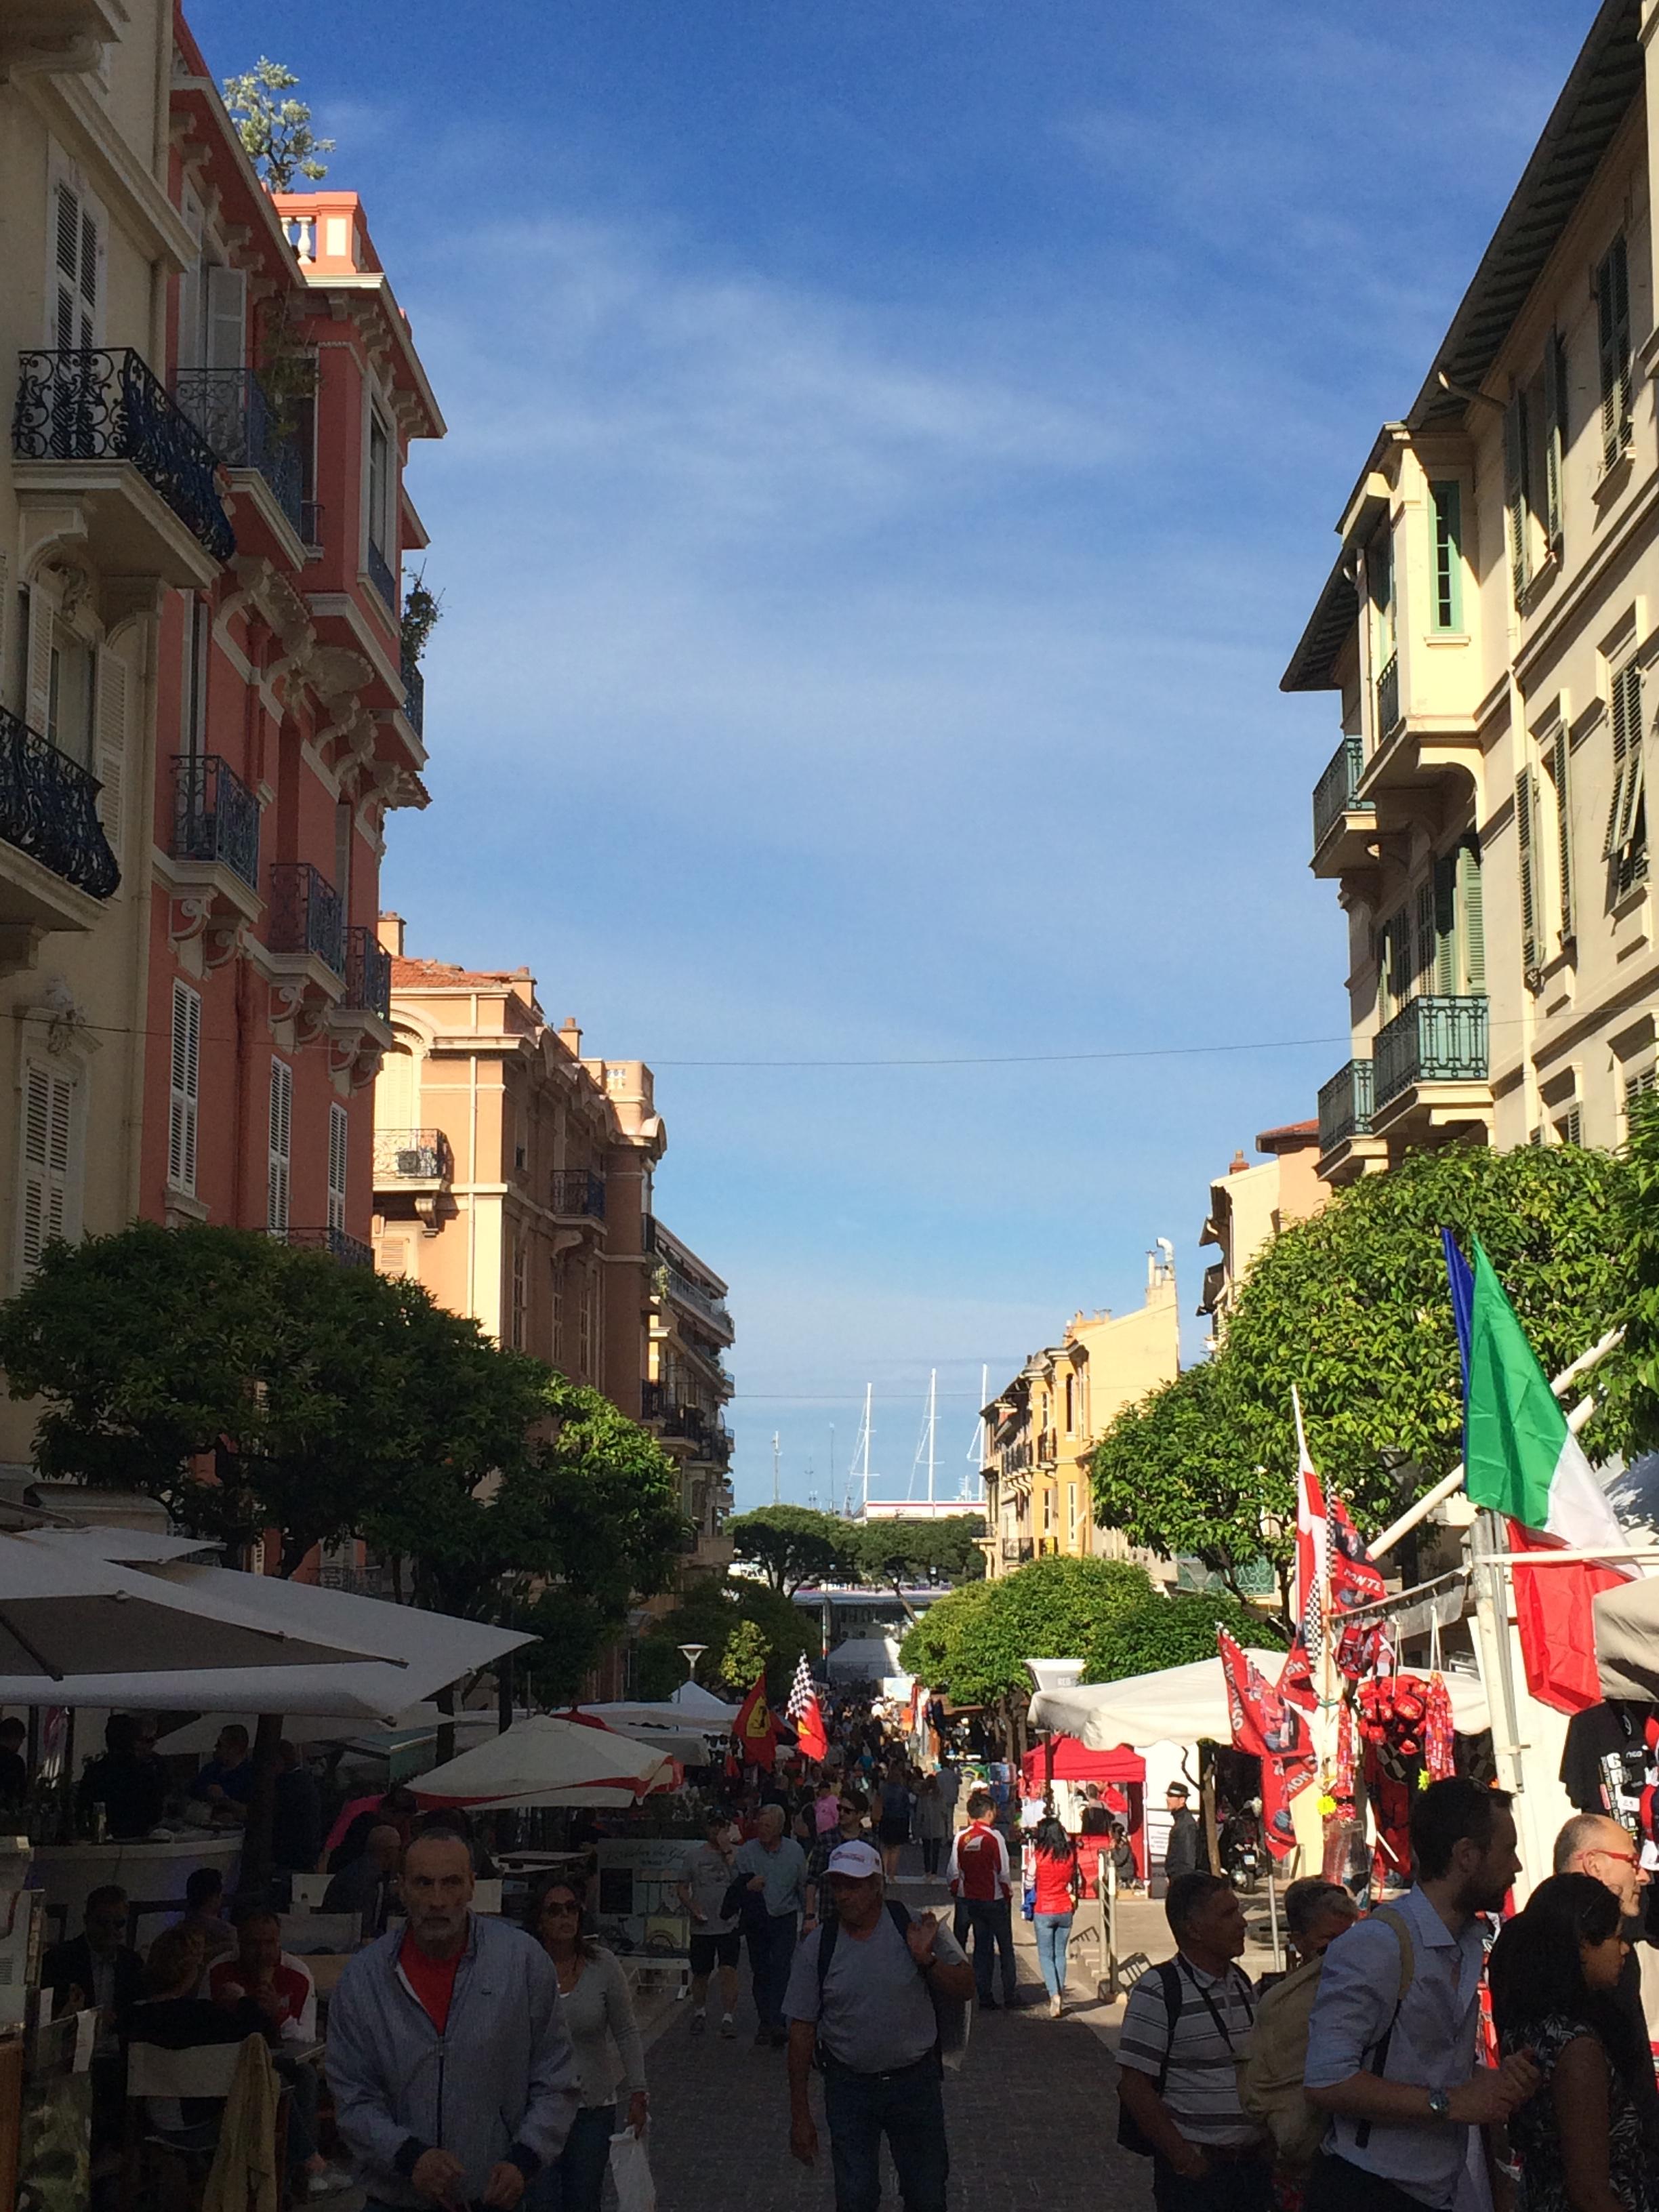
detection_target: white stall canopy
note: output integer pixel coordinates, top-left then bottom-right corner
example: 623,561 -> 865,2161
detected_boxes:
1030,1652 -> 1490,1750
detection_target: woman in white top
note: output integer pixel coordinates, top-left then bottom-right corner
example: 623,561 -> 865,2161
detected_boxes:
527,1879 -> 647,2212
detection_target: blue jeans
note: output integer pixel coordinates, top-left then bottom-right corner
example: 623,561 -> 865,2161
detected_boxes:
822,2054 -> 947,2212
746,1910 -> 799,2031
1033,1910 -> 1074,1999
964,1896 -> 1016,2003
525,2103 -> 615,2212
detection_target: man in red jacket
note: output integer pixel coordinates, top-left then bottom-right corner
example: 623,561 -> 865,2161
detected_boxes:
945,1790 -> 1017,2009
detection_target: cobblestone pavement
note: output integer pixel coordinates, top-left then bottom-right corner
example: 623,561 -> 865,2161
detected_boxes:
643,1866 -> 1157,2212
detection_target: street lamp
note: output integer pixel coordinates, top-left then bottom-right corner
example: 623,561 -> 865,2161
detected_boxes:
678,1643 -> 708,1684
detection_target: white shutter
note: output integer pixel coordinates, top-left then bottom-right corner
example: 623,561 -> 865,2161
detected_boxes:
23,591 -> 52,735
20,1062 -> 75,1278
205,265 -> 246,373
267,1058 -> 292,1233
49,182 -> 100,350
327,1103 -> 348,1233
95,647 -> 125,851
168,981 -> 201,1194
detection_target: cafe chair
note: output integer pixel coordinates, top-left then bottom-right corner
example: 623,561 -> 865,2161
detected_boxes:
123,2034 -> 288,2212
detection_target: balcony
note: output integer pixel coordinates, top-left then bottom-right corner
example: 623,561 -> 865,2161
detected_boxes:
13,348 -> 233,575
550,1168 -> 605,1220
172,754 -> 259,892
267,861 -> 344,975
1317,1058 -> 1374,1153
285,1225 -> 373,1268
374,1128 -> 452,1183
0,705 -> 119,928
341,925 -> 391,1018
1374,994 -> 1489,1109
367,539 -> 396,611
1311,735 -> 1377,877
171,369 -> 303,548
400,649 -> 424,739
1374,653 -> 1401,743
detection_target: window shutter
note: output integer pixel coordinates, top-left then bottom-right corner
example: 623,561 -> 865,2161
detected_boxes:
20,1062 -> 75,1277
1414,878 -> 1435,992
327,1103 -> 348,1233
1552,730 -> 1574,941
1516,770 -> 1539,975
1542,334 -> 1565,552
1457,842 -> 1486,992
1429,482 -> 1462,631
1605,661 -> 1639,858
1504,394 -> 1530,603
267,1058 -> 292,1232
1433,851 -> 1459,994
1599,236 -> 1633,472
204,265 -> 246,373
168,981 -> 201,1194
95,646 -> 125,853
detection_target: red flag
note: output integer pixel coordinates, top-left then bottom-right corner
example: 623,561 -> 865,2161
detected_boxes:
734,1673 -> 778,1769
1508,1521 -> 1622,1715
785,1654 -> 829,1763
1328,1494 -> 1387,1613
1218,1630 -> 1307,1762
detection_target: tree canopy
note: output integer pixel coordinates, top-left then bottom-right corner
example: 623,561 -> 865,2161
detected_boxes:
635,1573 -> 819,1701
849,1515 -> 985,1609
1617,1091 -> 1659,1454
1091,1141 -> 1633,1573
222,59 -> 334,188
726,1505 -> 859,1594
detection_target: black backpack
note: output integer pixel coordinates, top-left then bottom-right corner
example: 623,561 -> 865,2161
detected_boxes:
813,1902 -> 971,2072
1115,1960 -> 1255,2156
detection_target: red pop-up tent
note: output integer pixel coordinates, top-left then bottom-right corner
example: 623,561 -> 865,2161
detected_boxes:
1022,1736 -> 1147,1877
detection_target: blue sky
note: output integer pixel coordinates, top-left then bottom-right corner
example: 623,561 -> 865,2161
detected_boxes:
201,0 -> 1595,1509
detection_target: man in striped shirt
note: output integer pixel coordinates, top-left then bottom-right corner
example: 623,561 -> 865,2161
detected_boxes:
1118,1872 -> 1269,2212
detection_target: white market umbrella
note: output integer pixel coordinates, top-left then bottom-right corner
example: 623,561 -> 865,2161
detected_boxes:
411,1714 -> 674,1809
152,1704 -> 502,1759
1029,1652 -> 1490,1750
671,1681 -> 738,1721
19,1528 -> 221,1567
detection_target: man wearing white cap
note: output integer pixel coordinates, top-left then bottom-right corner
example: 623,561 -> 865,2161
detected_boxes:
783,1839 -> 975,2212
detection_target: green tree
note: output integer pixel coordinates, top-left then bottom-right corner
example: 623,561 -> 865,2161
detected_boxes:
1090,1362 -> 1276,1605
849,1515 -> 985,1617
636,1574 -> 819,1701
720,1619 -> 771,1692
222,60 -> 334,189
726,1505 -> 858,1595
1618,1090 -> 1659,1451
1084,1587 -> 1282,1683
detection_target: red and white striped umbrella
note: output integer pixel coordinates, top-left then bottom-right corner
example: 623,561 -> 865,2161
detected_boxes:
411,1713 -> 675,1809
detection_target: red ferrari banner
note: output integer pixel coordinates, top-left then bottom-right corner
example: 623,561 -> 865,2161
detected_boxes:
734,1672 -> 778,1769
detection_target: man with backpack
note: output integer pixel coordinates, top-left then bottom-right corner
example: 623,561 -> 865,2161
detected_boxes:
1118,1871 -> 1269,2212
783,1839 -> 974,2212
1303,1778 -> 1540,2212
1238,1879 -> 1358,2184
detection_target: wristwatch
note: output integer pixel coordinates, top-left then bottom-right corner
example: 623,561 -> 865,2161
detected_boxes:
1427,2089 -> 1452,2122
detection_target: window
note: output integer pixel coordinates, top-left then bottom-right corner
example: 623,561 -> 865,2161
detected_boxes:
267,1058 -> 292,1232
168,981 -> 201,1194
1504,392 -> 1532,602
1376,907 -> 1413,1019
1516,768 -> 1542,981
1063,1374 -> 1075,1437
1542,335 -> 1567,552
49,178 -> 100,352
1604,657 -> 1647,897
1555,1106 -> 1583,1147
1624,1067 -> 1658,1136
19,1061 -> 75,1278
551,1263 -> 565,1365
1429,482 -> 1463,630
183,598 -> 209,756
1548,729 -> 1574,942
327,1103 -> 348,1234
1368,525 -> 1397,731
45,621 -> 94,768
367,413 -> 391,560
95,645 -> 125,851
204,264 -> 245,373
1597,234 -> 1633,474
509,1237 -> 527,1350
577,1265 -> 594,1379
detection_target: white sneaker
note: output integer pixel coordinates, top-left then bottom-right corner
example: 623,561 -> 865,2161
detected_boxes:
306,2168 -> 354,2198
719,2013 -> 737,2039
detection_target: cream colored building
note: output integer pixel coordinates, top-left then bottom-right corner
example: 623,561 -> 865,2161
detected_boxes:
1197,1119 -> 1327,1347
1287,2 -> 1659,1176
981,1247 -> 1179,1575
0,2 -> 200,1458
645,1218 -> 735,1576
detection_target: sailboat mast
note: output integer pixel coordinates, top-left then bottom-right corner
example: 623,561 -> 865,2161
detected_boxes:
927,1368 -> 937,1505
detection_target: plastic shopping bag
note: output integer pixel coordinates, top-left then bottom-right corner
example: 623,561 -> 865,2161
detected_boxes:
610,2126 -> 657,2212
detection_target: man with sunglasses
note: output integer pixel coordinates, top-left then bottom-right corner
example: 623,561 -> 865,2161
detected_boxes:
804,1789 -> 872,1933
1553,1812 -> 1659,2151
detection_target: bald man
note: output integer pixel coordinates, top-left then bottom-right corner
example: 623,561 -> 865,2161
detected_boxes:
1554,1813 -> 1659,2150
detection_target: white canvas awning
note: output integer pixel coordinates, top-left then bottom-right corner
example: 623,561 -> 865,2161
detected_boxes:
1030,1653 -> 1490,1750
1594,1574 -> 1659,1699
672,1681 -> 738,1721
412,1714 -> 674,1809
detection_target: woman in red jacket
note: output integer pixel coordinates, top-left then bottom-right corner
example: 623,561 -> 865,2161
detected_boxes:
1030,1813 -> 1082,2019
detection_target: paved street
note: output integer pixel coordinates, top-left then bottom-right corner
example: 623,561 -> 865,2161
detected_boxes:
644,1866 -> 1158,2212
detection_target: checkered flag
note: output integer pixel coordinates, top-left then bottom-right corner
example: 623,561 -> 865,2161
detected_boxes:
786,1652 -> 827,1761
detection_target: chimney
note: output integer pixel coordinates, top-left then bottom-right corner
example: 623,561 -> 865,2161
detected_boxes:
377,912 -> 405,956
560,1016 -> 582,1056
1229,1149 -> 1249,1174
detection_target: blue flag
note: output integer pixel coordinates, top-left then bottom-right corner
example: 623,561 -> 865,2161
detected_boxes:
1441,1228 -> 1475,1456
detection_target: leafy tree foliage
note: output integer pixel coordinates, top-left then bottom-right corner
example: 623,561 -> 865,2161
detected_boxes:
726,1505 -> 858,1595
1617,1090 -> 1659,1453
222,59 -> 334,188
1091,1143 -> 1631,1565
636,1574 -> 819,1701
848,1515 -> 985,1612
1088,1587 -> 1280,1683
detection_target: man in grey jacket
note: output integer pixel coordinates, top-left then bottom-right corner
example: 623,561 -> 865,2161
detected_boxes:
326,1831 -> 578,2209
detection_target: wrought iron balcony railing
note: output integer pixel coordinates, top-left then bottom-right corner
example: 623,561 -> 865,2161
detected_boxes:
1373,995 -> 1488,1110
659,1261 -> 731,1331
1317,1057 -> 1374,1153
14,348 -> 234,562
341,924 -> 391,1019
171,753 -> 259,890
266,861 -> 344,975
1374,652 -> 1401,742
550,1168 -> 605,1218
367,539 -> 396,609
400,648 -> 424,738
373,1128 -> 453,1181
285,1225 -> 373,1267
0,704 -> 119,901
171,369 -> 303,541
1312,735 -> 1366,850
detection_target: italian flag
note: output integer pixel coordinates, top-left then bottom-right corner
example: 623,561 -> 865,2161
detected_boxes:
1463,1235 -> 1631,1713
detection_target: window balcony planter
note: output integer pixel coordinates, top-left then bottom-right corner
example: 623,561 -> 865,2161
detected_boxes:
0,705 -> 119,951
171,369 -> 303,551
549,1168 -> 606,1219
13,348 -> 234,577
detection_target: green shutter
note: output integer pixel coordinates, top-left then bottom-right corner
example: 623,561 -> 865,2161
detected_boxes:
1415,878 -> 1435,990
1504,396 -> 1530,602
1433,853 -> 1458,994
1599,235 -> 1632,472
1457,842 -> 1485,994
1515,769 -> 1538,974
1429,482 -> 1462,630
1542,335 -> 1565,552
1551,730 -> 1574,942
